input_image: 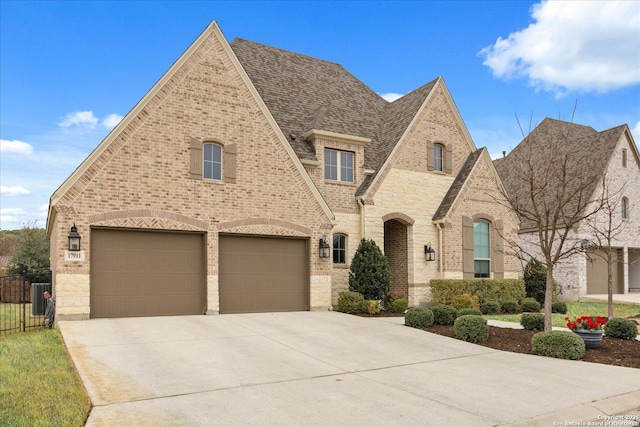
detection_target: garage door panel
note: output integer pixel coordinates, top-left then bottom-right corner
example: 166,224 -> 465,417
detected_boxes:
91,229 -> 205,318
219,235 -> 308,314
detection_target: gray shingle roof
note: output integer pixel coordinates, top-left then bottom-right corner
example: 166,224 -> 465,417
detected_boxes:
494,118 -> 625,230
433,148 -> 484,221
230,38 -> 436,193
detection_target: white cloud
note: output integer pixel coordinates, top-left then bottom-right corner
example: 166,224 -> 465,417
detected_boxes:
58,110 -> 99,130
0,186 -> 31,195
479,1 -> 640,95
1,208 -> 26,215
0,139 -> 34,155
380,93 -> 404,102
102,113 -> 123,128
632,121 -> 640,143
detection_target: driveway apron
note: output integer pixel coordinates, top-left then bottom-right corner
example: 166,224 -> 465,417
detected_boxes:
59,311 -> 640,426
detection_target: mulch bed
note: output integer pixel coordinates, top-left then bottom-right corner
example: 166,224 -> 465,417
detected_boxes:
359,312 -> 640,369
425,324 -> 640,369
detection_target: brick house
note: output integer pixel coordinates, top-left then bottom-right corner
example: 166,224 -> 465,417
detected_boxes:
495,118 -> 640,300
46,21 -> 518,321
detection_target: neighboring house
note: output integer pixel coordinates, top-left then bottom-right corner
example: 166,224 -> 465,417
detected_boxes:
495,118 -> 640,300
46,21 -> 518,321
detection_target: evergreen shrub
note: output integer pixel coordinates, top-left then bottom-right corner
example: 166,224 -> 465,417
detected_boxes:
520,313 -> 545,331
604,318 -> 638,340
501,300 -> 519,313
405,307 -> 434,328
349,239 -> 391,300
521,298 -> 541,312
432,305 -> 459,325
531,331 -> 585,360
453,315 -> 489,343
337,292 -> 364,314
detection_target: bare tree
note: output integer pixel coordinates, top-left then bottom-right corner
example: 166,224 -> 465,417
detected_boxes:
582,175 -> 628,319
495,118 -> 607,330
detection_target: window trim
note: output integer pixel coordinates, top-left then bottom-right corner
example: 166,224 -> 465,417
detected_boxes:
621,197 -> 628,219
332,233 -> 347,265
324,148 -> 354,183
203,142 -> 223,181
433,143 -> 444,172
473,220 -> 491,278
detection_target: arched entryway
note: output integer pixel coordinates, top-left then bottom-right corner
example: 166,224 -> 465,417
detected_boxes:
384,218 -> 409,299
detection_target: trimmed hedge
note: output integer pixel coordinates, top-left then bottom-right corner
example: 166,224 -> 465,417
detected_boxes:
430,279 -> 525,306
501,300 -> 519,314
337,292 -> 364,314
480,301 -> 501,315
604,318 -> 638,340
453,315 -> 489,343
531,331 -> 585,360
405,307 -> 434,328
432,305 -> 459,325
520,313 -> 545,331
551,301 -> 567,314
390,298 -> 409,313
458,308 -> 482,316
521,298 -> 541,313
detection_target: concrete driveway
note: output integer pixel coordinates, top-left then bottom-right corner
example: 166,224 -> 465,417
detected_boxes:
59,312 -> 640,426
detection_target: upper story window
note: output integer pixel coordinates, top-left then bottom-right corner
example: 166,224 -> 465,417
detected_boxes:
474,220 -> 490,278
622,149 -> 627,168
203,143 -> 222,180
433,143 -> 444,172
621,197 -> 628,219
324,148 -> 354,183
333,234 -> 347,264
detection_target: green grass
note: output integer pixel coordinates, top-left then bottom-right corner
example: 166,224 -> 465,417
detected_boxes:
485,301 -> 640,328
1,303 -> 44,333
0,330 -> 91,426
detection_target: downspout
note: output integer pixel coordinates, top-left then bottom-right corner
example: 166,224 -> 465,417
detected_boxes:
436,222 -> 444,279
357,197 -> 366,239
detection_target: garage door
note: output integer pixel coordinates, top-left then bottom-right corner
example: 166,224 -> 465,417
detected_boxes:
586,249 -> 623,294
219,235 -> 308,314
91,228 -> 205,318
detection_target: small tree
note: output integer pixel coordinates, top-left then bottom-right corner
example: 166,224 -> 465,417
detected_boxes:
348,238 -> 391,300
7,222 -> 50,275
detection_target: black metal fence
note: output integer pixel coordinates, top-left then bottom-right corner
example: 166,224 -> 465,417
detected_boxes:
0,270 -> 52,336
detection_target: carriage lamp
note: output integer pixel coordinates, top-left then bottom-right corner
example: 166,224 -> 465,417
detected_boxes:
319,237 -> 331,258
424,243 -> 436,261
68,224 -> 81,251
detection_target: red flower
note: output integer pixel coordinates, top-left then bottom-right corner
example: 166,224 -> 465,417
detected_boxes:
565,315 -> 606,331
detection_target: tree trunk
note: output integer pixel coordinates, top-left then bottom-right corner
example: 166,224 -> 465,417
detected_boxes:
545,265 -> 554,331
607,250 -> 614,319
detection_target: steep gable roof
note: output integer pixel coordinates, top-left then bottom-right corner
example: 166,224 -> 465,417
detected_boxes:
433,149 -> 484,221
47,21 -> 335,232
494,118 -> 627,231
230,39 -> 437,194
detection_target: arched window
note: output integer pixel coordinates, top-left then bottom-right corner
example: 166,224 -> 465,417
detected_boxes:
203,143 -> 222,180
433,143 -> 444,172
333,234 -> 347,264
621,197 -> 628,219
474,220 -> 490,278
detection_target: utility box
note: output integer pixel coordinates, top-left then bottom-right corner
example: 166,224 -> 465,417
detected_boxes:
31,283 -> 52,316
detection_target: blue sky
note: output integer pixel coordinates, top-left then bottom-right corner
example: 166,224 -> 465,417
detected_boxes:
1,1 -> 639,230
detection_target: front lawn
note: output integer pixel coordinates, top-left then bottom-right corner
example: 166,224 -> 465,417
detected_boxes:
0,330 -> 91,426
484,301 -> 640,328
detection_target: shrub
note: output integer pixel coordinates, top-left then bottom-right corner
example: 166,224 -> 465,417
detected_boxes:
390,298 -> 408,313
531,331 -> 585,360
521,298 -> 541,313
453,315 -> 489,343
480,301 -> 501,315
551,301 -> 567,314
451,293 -> 479,310
405,307 -> 434,328
458,308 -> 482,316
337,292 -> 364,314
501,300 -> 519,313
430,279 -> 525,306
432,305 -> 459,325
520,313 -> 545,331
349,239 -> 391,300
362,300 -> 381,315
523,259 -> 547,306
383,292 -> 401,310
604,318 -> 638,340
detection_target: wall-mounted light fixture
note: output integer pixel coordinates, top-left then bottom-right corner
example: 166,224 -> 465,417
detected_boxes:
319,237 -> 331,259
68,224 -> 81,251
424,243 -> 435,262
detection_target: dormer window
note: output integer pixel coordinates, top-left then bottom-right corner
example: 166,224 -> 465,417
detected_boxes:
324,148 -> 354,183
427,141 -> 452,173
